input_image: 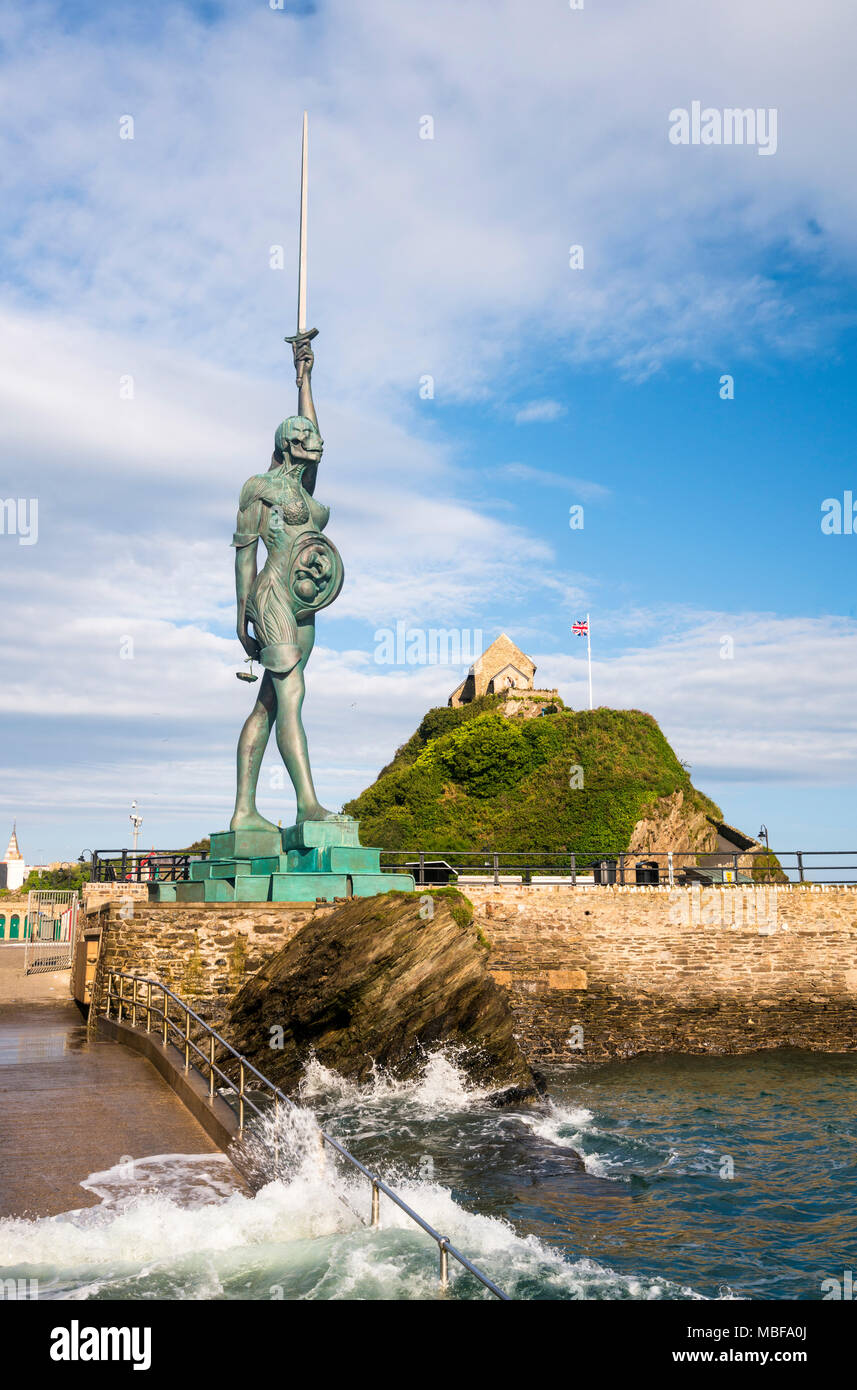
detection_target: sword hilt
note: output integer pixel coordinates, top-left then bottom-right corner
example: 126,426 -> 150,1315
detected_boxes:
284,327 -> 318,390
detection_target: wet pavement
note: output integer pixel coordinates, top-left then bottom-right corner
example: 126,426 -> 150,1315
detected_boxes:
0,1001 -> 225,1218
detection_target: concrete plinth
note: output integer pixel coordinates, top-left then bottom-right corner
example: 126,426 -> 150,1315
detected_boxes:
157,816 -> 415,905
209,828 -> 282,860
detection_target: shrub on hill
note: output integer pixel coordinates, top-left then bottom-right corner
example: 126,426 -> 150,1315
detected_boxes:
344,703 -> 722,853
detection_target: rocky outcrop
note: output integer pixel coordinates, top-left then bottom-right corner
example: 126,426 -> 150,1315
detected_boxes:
227,890 -> 543,1102
627,789 -> 718,856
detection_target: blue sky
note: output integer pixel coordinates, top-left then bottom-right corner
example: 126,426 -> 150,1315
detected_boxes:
1,0 -> 856,862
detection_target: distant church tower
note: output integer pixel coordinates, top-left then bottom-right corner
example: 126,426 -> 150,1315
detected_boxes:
1,824 -> 26,892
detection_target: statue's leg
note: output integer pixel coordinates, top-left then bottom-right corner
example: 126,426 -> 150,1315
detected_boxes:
230,672 -> 279,832
273,619 -> 333,822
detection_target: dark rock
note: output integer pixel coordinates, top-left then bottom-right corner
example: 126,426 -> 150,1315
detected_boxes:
227,890 -> 544,1102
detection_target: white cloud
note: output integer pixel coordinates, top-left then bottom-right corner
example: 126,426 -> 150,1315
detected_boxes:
541,612 -> 857,785
2,0 -> 856,853
0,0 -> 854,400
498,462 -> 610,502
513,400 -> 567,425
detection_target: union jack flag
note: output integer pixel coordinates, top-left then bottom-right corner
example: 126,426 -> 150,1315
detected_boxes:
571,620 -> 589,636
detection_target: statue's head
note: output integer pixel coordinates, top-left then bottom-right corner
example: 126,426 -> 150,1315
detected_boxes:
274,415 -> 323,471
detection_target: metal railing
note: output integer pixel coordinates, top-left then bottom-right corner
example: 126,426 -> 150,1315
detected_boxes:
86,847 -> 857,889
24,890 -> 79,974
379,849 -> 857,888
101,971 -> 508,1301
88,851 -> 207,884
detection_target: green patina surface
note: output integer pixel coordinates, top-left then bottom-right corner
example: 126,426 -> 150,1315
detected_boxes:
284,817 -> 362,850
160,818 -> 413,905
150,884 -> 177,902
210,828 -> 282,860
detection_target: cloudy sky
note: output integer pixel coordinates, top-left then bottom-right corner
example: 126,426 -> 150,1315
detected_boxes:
1,0 -> 856,862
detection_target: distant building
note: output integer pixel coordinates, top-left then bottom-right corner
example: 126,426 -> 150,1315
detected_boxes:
0,824 -> 26,892
449,633 -> 559,714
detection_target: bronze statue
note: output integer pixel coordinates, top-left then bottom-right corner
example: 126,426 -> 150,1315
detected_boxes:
231,335 -> 343,831
151,115 -> 416,909
231,114 -> 343,830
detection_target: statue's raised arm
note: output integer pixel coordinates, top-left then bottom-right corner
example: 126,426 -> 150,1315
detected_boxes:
294,337 -> 317,429
291,336 -> 320,494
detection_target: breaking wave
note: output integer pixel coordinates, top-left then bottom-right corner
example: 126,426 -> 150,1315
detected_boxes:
0,1050 -> 704,1301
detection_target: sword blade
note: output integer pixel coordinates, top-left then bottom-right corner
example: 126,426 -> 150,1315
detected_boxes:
297,110 -> 308,335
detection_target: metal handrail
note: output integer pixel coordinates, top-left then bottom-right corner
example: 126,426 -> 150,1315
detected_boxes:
378,849 -> 857,888
102,971 -> 508,1300
88,850 -> 207,884
84,848 -> 857,887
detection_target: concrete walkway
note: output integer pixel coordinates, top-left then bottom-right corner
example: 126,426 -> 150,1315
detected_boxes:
0,944 -> 72,1006
0,995 -> 231,1219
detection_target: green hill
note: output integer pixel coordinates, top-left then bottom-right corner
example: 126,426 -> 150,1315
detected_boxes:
343,695 -> 723,853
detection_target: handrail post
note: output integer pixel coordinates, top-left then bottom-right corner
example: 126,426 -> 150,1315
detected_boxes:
732,852 -> 739,884
209,1034 -> 215,1102
797,851 -> 805,884
146,978 -> 152,1032
238,1060 -> 245,1133
570,852 -> 576,887
184,1007 -> 190,1072
493,852 -> 499,887
118,975 -> 125,1023
418,851 -> 425,888
163,992 -> 169,1047
371,1180 -> 380,1227
439,1238 -> 449,1291
106,972 -> 113,1019
619,852 -> 625,886
131,976 -> 138,1028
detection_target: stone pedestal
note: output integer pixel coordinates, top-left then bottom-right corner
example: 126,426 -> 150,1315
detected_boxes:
153,817 -> 414,904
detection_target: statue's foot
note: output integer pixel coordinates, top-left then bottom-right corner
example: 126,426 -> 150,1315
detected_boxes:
296,801 -> 339,823
230,809 -> 279,833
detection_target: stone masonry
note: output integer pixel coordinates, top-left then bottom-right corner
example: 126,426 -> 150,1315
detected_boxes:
471,884 -> 857,1060
89,900 -> 336,1029
88,884 -> 857,1061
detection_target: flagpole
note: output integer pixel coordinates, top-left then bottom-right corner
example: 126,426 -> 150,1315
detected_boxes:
587,612 -> 593,710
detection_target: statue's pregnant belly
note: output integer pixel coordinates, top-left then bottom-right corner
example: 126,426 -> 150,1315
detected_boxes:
252,530 -> 344,629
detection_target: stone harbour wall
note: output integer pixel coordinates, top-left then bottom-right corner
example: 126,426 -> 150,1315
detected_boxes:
87,883 -> 857,1060
470,883 -> 857,1060
89,899 -> 336,1028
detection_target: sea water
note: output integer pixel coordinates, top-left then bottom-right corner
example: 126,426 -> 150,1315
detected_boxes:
1,1049 -> 854,1300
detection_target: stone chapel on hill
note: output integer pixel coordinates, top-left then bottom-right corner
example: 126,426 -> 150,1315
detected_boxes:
448,633 -> 559,714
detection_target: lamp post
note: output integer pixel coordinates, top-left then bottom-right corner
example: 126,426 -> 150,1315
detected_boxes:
758,824 -> 769,851
130,803 -> 143,855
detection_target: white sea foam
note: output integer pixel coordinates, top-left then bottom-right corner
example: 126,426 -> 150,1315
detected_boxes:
517,1100 -> 623,1175
299,1049 -> 497,1112
0,1055 -> 707,1300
